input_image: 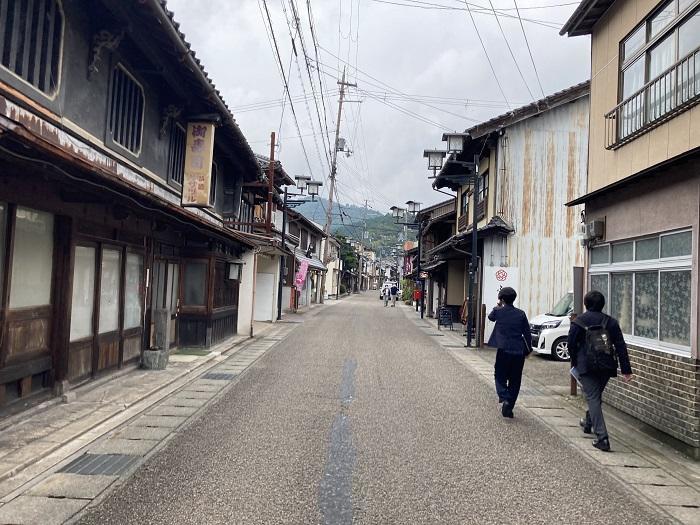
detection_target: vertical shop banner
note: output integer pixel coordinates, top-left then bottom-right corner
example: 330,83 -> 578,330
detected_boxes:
483,266 -> 519,342
294,260 -> 309,288
182,122 -> 215,207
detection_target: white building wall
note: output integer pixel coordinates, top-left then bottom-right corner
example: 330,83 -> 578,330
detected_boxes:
254,254 -> 280,322
237,250 -> 257,337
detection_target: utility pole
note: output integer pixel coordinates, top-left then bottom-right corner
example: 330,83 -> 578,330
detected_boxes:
320,67 -> 356,303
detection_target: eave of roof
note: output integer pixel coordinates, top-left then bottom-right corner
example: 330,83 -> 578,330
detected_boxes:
141,0 -> 261,178
255,154 -> 296,187
560,0 -> 616,36
467,81 -> 590,139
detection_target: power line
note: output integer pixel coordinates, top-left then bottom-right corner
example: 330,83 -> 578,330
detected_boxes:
459,0 -> 510,108
513,0 -> 547,98
366,0 -> 564,29
259,0 -> 318,180
485,0 -> 535,100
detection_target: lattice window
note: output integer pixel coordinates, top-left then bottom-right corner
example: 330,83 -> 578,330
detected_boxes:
0,0 -> 63,95
108,65 -> 144,154
167,122 -> 186,186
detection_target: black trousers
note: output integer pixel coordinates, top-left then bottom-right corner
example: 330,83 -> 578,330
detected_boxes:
494,350 -> 526,406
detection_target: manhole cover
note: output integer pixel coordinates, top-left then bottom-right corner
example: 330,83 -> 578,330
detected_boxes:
58,454 -> 139,476
202,372 -> 236,380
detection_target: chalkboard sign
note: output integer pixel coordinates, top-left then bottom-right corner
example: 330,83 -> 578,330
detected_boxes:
437,307 -> 454,331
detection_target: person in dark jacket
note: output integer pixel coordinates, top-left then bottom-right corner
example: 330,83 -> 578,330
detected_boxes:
568,290 -> 633,452
487,287 -> 532,418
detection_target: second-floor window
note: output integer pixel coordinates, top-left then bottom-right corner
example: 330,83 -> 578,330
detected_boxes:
167,122 -> 185,186
1,0 -> 63,96
108,65 -> 145,155
460,189 -> 468,216
477,171 -> 489,204
209,161 -> 218,207
617,1 -> 700,138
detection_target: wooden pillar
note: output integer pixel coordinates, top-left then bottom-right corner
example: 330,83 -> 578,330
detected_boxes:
51,215 -> 74,387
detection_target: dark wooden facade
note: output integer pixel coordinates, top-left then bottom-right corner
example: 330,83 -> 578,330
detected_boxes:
0,0 -> 263,412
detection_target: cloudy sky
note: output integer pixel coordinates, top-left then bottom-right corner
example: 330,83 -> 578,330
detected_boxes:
167,0 -> 590,216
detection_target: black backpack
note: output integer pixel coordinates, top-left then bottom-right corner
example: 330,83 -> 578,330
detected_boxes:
573,316 -> 618,373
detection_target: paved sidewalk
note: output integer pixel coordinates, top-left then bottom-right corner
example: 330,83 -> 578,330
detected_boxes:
0,304 -> 333,524
405,306 -> 700,525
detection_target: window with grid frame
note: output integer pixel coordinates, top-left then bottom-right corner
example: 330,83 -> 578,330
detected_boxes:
618,0 -> 700,134
108,65 -> 145,155
167,122 -> 186,186
478,171 -> 489,204
0,0 -> 64,96
588,230 -> 692,353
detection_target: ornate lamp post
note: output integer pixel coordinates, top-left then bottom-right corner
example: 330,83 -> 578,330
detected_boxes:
424,133 -> 480,347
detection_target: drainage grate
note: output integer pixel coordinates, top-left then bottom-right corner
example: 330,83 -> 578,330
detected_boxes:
202,372 -> 236,381
426,333 -> 445,337
442,344 -> 464,348
58,454 -> 139,476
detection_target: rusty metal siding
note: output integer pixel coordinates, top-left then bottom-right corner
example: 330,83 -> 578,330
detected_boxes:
497,95 -> 589,320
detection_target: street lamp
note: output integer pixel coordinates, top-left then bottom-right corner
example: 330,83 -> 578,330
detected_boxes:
423,133 -> 480,347
390,201 -> 426,319
276,175 -> 320,320
306,180 -> 322,201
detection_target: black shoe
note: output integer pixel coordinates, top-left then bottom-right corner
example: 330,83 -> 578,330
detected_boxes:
501,401 -> 514,418
498,397 -> 505,404
592,437 -> 611,452
579,418 -> 593,435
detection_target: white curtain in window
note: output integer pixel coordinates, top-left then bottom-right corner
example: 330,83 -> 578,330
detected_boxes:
10,208 -> 54,308
70,247 -> 95,341
124,253 -> 143,329
99,249 -> 122,333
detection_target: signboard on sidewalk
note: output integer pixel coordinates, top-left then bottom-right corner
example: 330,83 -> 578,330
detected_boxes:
483,266 -> 519,342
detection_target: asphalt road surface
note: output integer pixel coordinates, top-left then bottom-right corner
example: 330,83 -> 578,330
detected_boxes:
78,294 -> 669,525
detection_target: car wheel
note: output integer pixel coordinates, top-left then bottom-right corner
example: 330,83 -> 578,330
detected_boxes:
551,337 -> 570,361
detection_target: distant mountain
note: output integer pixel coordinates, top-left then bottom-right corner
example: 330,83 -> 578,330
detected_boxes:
296,197 -> 413,254
295,197 -> 381,230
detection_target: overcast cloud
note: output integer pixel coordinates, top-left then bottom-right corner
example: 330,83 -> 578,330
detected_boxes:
167,0 -> 590,215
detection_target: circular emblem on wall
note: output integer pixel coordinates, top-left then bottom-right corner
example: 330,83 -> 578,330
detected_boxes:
495,269 -> 508,282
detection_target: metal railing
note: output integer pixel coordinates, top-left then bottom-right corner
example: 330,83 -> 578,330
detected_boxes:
605,46 -> 700,149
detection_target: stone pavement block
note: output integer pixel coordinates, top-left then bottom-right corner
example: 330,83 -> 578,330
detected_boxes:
529,408 -> 573,418
608,466 -> 686,486
586,451 -> 655,468
518,397 -> 562,408
2,441 -> 59,467
27,473 -> 116,499
148,405 -> 198,417
569,436 -> 632,453
117,426 -> 172,440
554,425 -> 590,438
541,416 -> 581,427
186,383 -> 221,392
0,495 -> 87,524
635,485 -> 700,506
663,505 -> 700,525
176,391 -> 213,400
88,438 -> 159,456
162,397 -> 209,408
131,415 -> 186,428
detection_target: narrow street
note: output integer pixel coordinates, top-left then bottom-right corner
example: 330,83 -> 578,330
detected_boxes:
75,295 -> 669,525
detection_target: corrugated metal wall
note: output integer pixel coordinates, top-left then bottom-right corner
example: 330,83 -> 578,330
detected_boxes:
496,96 -> 589,319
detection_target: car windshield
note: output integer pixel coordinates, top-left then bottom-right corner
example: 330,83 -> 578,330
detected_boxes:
547,293 -> 573,316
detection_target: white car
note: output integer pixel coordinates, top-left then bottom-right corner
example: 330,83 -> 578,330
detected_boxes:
530,292 -> 573,361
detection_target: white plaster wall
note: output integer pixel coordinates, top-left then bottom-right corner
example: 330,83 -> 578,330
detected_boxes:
237,250 -> 257,336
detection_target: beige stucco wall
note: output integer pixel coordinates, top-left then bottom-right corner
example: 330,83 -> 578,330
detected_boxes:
589,0 -> 700,193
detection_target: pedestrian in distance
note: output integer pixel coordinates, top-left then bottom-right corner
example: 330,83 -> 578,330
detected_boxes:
383,286 -> 389,307
487,287 -> 532,418
390,284 -> 398,307
568,290 -> 633,452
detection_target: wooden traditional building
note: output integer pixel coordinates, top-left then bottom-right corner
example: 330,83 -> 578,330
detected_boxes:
0,0 -> 268,411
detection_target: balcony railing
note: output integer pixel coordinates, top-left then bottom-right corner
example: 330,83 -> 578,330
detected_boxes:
457,213 -> 468,232
605,46 -> 700,149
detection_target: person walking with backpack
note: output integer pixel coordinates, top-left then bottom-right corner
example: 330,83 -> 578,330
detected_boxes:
487,287 -> 532,418
390,284 -> 399,307
568,291 -> 633,452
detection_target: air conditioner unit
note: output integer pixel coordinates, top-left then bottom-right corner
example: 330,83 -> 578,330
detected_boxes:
587,219 -> 605,240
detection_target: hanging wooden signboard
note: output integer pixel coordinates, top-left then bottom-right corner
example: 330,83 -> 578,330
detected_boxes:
182,122 -> 215,207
